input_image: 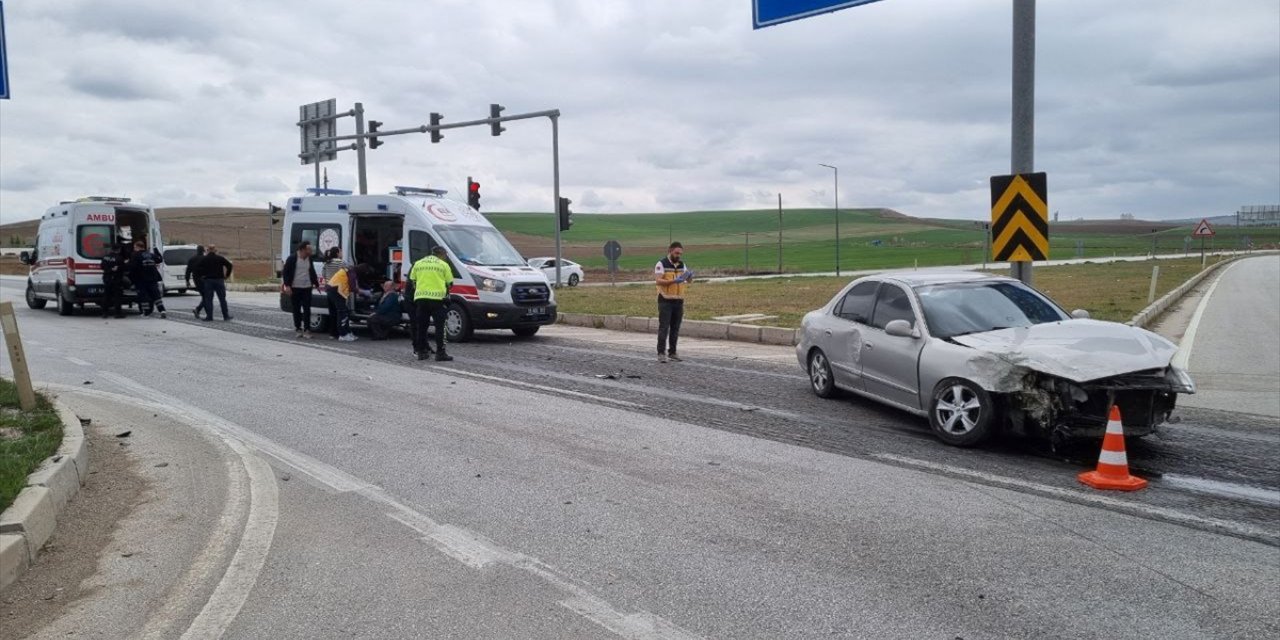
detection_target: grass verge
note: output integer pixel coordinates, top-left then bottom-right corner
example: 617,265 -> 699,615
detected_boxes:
555,257 -> 1216,327
0,379 -> 64,512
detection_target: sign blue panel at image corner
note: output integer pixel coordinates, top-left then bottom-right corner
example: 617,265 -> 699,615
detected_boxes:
753,0 -> 886,29
0,0 -> 9,99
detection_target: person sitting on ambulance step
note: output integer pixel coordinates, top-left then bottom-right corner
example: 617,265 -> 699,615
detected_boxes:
408,246 -> 454,362
367,280 -> 404,341
99,244 -> 127,319
193,245 -> 234,321
128,240 -> 167,318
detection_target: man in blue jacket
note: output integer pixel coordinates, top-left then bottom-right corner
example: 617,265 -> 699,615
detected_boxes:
367,281 -> 404,341
128,240 -> 167,318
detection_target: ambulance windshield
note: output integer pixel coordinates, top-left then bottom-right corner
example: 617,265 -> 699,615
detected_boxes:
435,225 -> 526,267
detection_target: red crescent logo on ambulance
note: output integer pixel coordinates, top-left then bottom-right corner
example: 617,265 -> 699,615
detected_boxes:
425,204 -> 456,222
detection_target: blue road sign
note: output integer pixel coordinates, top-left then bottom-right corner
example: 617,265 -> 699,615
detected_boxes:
0,1 -> 9,99
753,0 -> 885,29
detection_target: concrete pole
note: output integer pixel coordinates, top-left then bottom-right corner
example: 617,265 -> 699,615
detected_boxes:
354,102 -> 368,195
552,115 -> 563,289
1011,0 -> 1036,284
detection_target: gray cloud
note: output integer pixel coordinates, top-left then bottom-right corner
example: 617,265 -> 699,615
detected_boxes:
1,0 -> 1277,223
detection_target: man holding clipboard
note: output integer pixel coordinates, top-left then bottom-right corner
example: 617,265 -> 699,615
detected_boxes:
654,241 -> 694,363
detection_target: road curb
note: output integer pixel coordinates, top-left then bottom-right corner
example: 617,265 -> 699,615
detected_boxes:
226,283 -> 279,292
557,312 -> 798,346
1127,251 -> 1277,329
0,398 -> 89,591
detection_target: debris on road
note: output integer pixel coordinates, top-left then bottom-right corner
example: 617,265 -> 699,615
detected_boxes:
154,462 -> 169,468
115,431 -> 131,438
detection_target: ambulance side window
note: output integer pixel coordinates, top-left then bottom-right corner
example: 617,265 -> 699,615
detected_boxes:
409,230 -> 461,278
292,224 -> 341,262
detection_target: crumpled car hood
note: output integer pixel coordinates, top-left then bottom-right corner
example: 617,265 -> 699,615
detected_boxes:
951,319 -> 1178,383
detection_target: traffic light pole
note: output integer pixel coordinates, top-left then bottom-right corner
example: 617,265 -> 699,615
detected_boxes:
552,114 -> 563,289
354,102 -> 368,195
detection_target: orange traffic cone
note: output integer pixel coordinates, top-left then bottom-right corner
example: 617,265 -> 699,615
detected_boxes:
1078,405 -> 1148,491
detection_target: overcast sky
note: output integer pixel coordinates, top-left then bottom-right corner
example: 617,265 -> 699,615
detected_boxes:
0,0 -> 1277,223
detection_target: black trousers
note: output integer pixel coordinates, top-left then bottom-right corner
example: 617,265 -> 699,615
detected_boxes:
413,299 -> 448,355
657,297 -> 684,355
290,287 -> 313,330
136,281 -> 165,314
101,282 -> 124,316
201,278 -> 228,319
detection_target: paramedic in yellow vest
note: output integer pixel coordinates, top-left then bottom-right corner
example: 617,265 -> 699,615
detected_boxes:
409,246 -> 454,362
655,241 -> 694,363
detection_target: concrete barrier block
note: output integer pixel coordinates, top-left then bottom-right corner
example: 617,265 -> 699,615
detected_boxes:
1,534 -> 30,591
760,326 -> 798,346
602,315 -> 627,331
728,323 -> 763,343
0,487 -> 57,561
26,457 -> 81,513
558,312 -> 589,327
682,320 -> 730,340
625,316 -> 655,333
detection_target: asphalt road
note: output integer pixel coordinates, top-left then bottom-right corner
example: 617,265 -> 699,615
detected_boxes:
1176,255 -> 1280,418
2,279 -> 1278,639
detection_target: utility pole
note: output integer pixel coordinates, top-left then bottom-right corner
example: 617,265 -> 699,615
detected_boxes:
819,164 -> 840,276
1010,0 -> 1036,284
777,193 -> 783,274
354,102 -> 368,194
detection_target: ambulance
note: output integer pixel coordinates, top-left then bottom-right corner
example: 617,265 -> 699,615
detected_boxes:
21,196 -> 164,316
279,187 -> 556,341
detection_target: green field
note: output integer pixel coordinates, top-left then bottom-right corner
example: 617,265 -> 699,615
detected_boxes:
489,209 -> 1278,276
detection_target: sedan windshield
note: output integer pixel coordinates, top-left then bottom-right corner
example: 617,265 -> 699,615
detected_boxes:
916,281 -> 1068,339
435,225 -> 526,267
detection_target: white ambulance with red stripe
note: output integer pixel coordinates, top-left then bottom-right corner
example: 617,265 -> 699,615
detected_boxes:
21,196 -> 163,316
278,187 -> 556,341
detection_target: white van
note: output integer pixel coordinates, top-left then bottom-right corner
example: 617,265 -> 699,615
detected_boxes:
161,244 -> 201,294
279,187 -> 556,341
21,196 -> 163,316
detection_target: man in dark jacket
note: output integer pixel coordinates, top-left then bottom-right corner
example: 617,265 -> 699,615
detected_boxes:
194,245 -> 234,321
128,240 -> 167,318
184,245 -> 206,294
281,241 -> 318,337
99,244 -> 127,318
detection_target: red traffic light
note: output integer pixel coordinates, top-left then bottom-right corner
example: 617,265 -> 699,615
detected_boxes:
469,182 -> 481,192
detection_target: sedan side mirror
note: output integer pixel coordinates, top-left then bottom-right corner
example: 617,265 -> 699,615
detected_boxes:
1071,309 -> 1091,319
884,319 -> 916,338
18,251 -> 31,265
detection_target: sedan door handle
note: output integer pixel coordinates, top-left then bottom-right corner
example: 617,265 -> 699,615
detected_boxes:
865,342 -> 875,350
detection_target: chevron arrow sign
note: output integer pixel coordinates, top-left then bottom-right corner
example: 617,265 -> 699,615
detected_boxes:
990,172 -> 1049,262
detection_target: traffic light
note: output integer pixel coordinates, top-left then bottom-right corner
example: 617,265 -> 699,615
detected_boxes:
430,112 -> 443,144
489,103 -> 505,136
558,197 -> 573,232
468,178 -> 481,210
368,120 -> 383,149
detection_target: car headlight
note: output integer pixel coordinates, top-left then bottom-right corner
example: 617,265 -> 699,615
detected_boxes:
1165,366 -> 1196,394
479,277 -> 506,293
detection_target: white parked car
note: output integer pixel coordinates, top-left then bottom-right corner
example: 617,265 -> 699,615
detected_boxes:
162,244 -> 201,294
527,257 -> 585,286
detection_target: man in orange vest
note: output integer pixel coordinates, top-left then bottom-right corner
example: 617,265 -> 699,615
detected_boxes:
654,241 -> 694,363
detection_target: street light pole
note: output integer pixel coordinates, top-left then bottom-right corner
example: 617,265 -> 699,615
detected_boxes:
819,164 -> 840,276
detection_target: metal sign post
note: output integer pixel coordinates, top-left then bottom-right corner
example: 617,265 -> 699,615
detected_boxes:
1010,0 -> 1036,284
0,302 -> 36,410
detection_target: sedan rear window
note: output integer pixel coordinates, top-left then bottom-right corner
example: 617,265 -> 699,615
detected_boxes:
917,281 -> 1067,339
836,281 -> 878,324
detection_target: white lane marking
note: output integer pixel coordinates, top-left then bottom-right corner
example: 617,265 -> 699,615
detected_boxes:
78,375 -> 696,639
446,369 -> 644,410
65,356 -> 92,367
1161,474 -> 1280,506
180,439 -> 279,640
1173,259 -> 1243,369
872,453 -> 1277,545
136,428 -> 251,640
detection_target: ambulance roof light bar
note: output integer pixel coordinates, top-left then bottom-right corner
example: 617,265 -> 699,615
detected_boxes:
394,186 -> 448,197
77,196 -> 132,203
305,188 -> 354,196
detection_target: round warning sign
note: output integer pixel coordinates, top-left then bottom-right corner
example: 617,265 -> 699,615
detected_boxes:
319,228 -> 340,254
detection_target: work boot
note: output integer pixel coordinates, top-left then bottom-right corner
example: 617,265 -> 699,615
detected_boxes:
435,352 -> 454,362
667,352 -> 682,362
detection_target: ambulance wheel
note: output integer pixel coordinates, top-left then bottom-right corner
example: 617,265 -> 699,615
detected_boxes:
511,326 -> 539,338
445,303 -> 474,343
309,313 -> 330,333
177,289 -> 187,295
56,287 -> 74,316
26,283 -> 47,309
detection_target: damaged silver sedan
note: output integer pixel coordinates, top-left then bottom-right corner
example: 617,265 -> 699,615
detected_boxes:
796,271 -> 1195,447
